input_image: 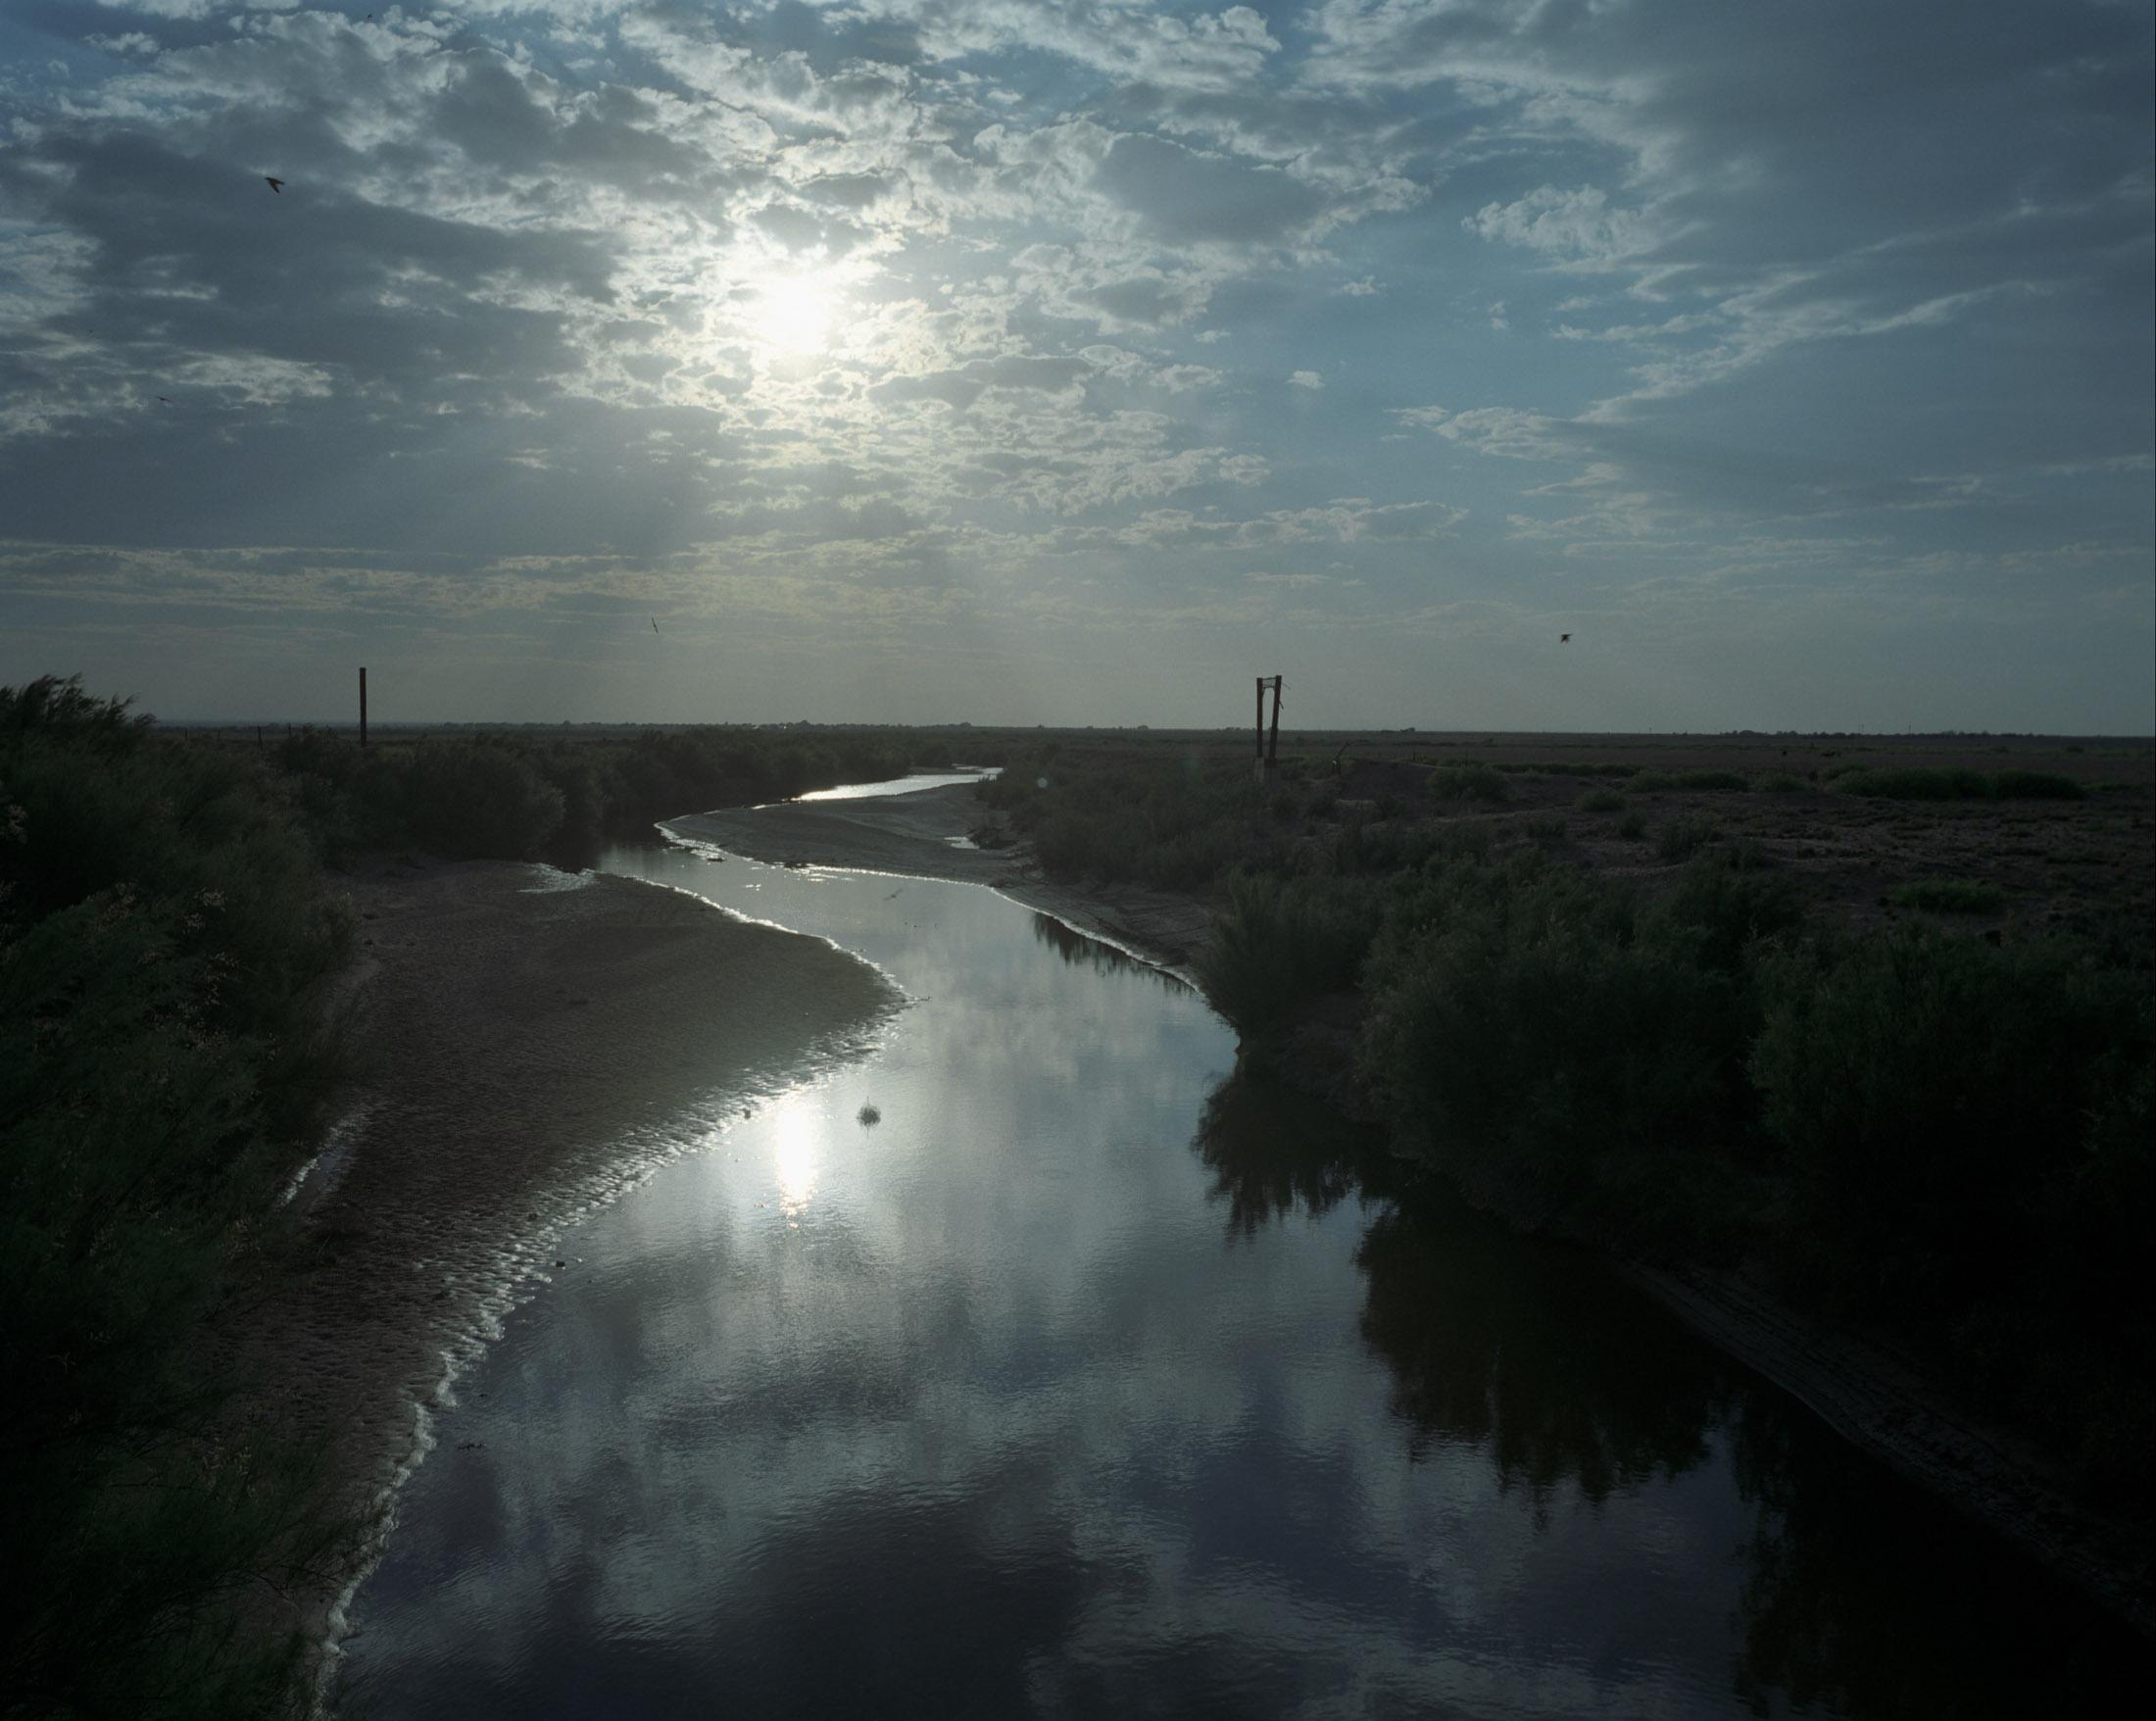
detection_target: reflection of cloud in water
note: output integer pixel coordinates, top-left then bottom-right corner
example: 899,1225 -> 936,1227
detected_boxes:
1196,1062 -> 2143,1712
347,845 -> 2139,1719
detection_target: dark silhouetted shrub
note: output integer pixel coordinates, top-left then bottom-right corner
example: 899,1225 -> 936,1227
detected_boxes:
1676,769 -> 1749,792
1657,814 -> 1718,862
1198,871 -> 1380,1036
1890,877 -> 2007,915
1427,763 -> 1510,803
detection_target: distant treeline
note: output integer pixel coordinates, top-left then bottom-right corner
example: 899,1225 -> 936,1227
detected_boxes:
979,743 -> 2155,1512
2,677 -> 355,1717
276,724 -> 923,863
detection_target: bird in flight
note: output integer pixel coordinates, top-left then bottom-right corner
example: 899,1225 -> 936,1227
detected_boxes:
1559,632 -> 1572,643
264,176 -> 285,194
155,396 -> 172,405
651,617 -> 660,634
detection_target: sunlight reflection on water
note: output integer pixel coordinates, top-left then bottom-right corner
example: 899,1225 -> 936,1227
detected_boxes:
343,816 -> 2137,1720
792,766 -> 999,803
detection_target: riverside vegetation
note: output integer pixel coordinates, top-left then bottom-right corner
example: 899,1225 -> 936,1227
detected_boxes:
976,736 -> 2155,1522
0,678 -> 931,1717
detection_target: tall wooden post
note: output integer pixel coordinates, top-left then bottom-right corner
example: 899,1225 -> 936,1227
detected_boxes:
1254,676 -> 1265,762
359,666 -> 368,749
1267,674 -> 1283,767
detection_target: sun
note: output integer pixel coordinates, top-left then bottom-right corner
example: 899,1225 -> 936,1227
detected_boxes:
751,270 -> 842,359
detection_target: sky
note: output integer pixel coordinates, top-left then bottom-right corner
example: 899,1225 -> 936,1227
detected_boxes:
0,1 -> 2149,731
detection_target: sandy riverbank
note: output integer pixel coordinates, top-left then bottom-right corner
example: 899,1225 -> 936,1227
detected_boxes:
674,779 -> 2152,1636
225,857 -> 900,1669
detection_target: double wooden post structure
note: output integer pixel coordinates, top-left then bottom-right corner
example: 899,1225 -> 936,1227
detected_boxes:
359,666 -> 368,749
1253,674 -> 1282,780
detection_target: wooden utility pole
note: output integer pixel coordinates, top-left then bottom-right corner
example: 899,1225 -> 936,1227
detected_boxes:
1253,673 -> 1283,779
359,666 -> 368,749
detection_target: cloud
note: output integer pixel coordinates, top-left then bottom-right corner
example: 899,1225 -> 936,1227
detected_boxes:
1464,186 -> 1657,264
0,0 -> 2146,729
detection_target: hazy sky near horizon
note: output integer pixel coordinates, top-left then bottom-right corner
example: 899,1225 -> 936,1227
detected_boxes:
1,1 -> 2150,730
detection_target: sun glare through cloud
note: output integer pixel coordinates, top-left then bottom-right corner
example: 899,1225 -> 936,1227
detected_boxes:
749,270 -> 845,361
0,0 -> 2145,732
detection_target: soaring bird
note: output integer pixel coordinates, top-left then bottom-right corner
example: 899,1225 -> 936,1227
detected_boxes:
264,175 -> 285,194
1559,632 -> 1572,643
155,396 -> 172,405
651,617 -> 660,634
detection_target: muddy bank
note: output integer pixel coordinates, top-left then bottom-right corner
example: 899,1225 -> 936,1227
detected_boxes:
225,857 -> 900,1661
675,780 -> 2152,1638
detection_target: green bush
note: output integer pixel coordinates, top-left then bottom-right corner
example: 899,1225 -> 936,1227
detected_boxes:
1890,877 -> 2007,915
1751,931 -> 2155,1501
1,678 -> 355,1715
1676,769 -> 1749,792
1358,853 -> 1749,1186
1617,810 -> 1648,840
1494,760 -> 1638,779
1657,814 -> 1718,862
399,741 -> 567,860
1834,766 -> 1990,799
1759,772 -> 1807,793
273,726 -> 922,864
1658,851 -> 1803,975
1990,769 -> 2086,801
1197,871 -> 1380,1036
1576,788 -> 1627,812
1427,763 -> 1510,803
1833,766 -> 2082,802
1750,929 -> 2143,1319
1631,770 -> 1678,792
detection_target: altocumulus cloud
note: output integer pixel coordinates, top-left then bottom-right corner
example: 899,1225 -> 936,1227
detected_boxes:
0,0 -> 2147,729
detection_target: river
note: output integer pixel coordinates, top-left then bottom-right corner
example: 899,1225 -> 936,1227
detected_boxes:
342,796 -> 2133,1717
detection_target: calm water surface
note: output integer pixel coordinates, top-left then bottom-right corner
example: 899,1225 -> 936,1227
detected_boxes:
345,822 -> 2132,1717
792,767 -> 996,802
